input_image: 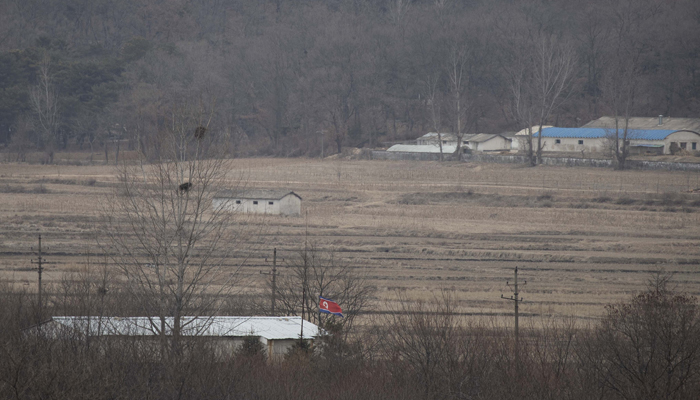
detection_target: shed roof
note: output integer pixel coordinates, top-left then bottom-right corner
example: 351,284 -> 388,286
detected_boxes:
537,127 -> 680,140
464,133 -> 509,143
514,126 -> 553,136
387,144 -> 458,153
43,316 -> 318,340
583,116 -> 700,132
419,132 -> 457,140
214,190 -> 301,200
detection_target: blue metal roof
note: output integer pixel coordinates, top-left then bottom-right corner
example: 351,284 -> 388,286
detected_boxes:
536,127 -> 679,140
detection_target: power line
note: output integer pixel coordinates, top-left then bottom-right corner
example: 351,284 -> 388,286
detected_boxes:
261,248 -> 282,315
31,234 -> 50,321
502,266 -> 526,364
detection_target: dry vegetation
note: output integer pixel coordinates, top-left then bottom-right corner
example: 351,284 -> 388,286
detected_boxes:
1,158 -> 700,325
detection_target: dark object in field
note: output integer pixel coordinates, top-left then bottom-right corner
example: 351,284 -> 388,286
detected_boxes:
194,126 -> 207,140
179,182 -> 193,192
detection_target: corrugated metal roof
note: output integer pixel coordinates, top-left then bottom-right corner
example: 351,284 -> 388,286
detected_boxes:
420,132 -> 456,140
214,190 -> 301,200
465,133 -> 505,143
47,316 -> 319,340
387,144 -> 458,153
537,127 -> 678,140
583,116 -> 700,132
514,126 -> 552,136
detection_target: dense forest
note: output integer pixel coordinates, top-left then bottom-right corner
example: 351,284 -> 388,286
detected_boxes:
0,0 -> 699,159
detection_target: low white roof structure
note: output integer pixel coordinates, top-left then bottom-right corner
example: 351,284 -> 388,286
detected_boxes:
418,132 -> 458,141
387,144 -> 458,153
514,125 -> 553,136
463,133 -> 507,143
213,190 -> 302,201
583,116 -> 700,133
39,316 -> 319,340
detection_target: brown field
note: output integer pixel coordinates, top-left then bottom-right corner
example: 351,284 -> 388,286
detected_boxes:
1,157 -> 700,326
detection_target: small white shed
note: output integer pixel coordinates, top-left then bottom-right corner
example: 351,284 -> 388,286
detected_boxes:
463,134 -> 512,152
213,190 -> 302,216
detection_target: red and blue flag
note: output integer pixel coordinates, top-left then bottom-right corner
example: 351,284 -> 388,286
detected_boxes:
319,296 -> 343,317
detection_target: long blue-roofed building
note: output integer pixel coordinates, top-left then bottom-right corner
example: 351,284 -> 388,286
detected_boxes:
514,116 -> 700,155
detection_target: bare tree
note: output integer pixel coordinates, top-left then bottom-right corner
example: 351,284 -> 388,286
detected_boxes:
447,46 -> 470,157
424,73 -> 445,161
506,34 -> 576,165
580,275 -> 700,400
601,0 -> 659,170
101,97 -> 247,357
29,53 -> 60,164
276,245 -> 372,335
380,290 -> 489,398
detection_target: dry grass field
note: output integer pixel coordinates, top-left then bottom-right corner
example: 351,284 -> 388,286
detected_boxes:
1,157 -> 700,326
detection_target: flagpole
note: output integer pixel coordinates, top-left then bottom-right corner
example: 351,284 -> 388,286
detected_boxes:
300,210 -> 308,347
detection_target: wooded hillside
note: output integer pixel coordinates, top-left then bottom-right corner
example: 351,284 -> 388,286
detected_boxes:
1,0 -> 698,158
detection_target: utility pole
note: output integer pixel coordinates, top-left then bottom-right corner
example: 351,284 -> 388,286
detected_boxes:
502,266 -> 526,365
31,234 -> 48,320
262,248 -> 281,315
320,131 -> 324,159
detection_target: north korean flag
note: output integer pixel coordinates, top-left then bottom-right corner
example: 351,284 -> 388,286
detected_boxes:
319,296 -> 344,317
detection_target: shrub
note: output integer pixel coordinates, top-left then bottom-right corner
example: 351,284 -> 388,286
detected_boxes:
615,196 -> 635,205
0,184 -> 26,193
31,185 -> 49,194
584,276 -> 700,400
235,335 -> 266,359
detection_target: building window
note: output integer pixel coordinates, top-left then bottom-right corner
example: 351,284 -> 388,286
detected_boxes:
680,142 -> 687,149
235,200 -> 241,204
578,140 -> 584,145
693,143 -> 697,150
268,201 -> 274,205
253,201 -> 258,205
555,139 -> 561,144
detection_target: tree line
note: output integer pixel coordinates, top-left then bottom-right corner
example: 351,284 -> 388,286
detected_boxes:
1,271 -> 698,400
1,0 -> 699,161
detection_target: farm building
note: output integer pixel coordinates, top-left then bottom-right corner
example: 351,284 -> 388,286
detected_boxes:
387,143 -> 458,154
213,189 -> 302,216
463,134 -> 511,152
582,115 -> 700,132
416,132 -> 461,146
33,316 -> 319,362
413,132 -> 511,152
511,126 -> 552,151
531,127 -> 700,155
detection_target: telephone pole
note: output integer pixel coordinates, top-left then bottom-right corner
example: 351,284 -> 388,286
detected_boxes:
31,234 -> 48,320
261,248 -> 281,315
502,266 -> 526,364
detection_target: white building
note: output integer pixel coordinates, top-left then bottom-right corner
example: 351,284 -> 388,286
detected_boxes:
35,316 -> 319,362
213,190 -> 302,216
414,132 -> 511,152
416,132 -> 461,146
511,126 -> 552,151
387,143 -> 458,154
463,133 -> 512,152
531,127 -> 700,155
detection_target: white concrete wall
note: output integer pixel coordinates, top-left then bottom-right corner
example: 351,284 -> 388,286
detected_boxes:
541,137 -> 606,153
473,137 -> 511,151
662,131 -> 700,154
213,194 -> 301,216
514,131 -> 700,155
278,195 -> 301,216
